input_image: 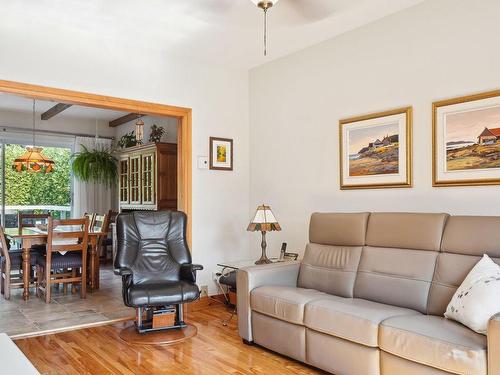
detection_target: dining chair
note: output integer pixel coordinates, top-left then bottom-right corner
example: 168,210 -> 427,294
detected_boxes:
100,210 -> 117,264
84,213 -> 96,229
18,212 -> 50,231
17,212 -> 50,251
0,225 -> 37,300
89,213 -> 109,291
36,217 -> 89,303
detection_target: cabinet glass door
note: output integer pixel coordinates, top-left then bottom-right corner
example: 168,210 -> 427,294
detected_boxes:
141,152 -> 155,205
119,158 -> 129,204
129,155 -> 141,204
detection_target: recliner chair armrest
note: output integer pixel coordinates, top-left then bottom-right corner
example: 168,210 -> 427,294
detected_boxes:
114,267 -> 133,276
237,261 -> 301,342
180,263 -> 204,282
488,313 -> 500,375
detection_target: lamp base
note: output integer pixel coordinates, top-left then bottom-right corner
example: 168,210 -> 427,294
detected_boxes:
255,256 -> 273,265
255,231 -> 273,265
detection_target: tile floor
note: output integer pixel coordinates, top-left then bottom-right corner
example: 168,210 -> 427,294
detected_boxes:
0,266 -> 134,337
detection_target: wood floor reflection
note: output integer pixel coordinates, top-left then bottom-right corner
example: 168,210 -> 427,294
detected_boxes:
15,304 -> 324,375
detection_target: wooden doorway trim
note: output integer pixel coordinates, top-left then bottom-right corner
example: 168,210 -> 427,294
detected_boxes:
0,80 -> 192,244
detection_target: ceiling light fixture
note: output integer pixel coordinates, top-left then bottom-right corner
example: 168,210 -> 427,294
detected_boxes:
12,99 -> 55,173
251,0 -> 280,56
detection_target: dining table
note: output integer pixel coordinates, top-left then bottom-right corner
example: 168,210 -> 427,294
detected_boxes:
5,226 -> 107,300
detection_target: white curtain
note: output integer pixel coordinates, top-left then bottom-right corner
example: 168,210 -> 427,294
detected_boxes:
72,136 -> 114,218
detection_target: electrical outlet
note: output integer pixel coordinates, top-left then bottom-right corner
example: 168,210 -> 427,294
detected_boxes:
200,285 -> 208,297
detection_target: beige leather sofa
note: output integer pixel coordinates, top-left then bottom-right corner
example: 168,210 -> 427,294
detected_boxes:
237,212 -> 500,375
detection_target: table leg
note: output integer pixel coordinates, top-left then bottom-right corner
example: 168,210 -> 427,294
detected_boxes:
90,238 -> 96,292
95,239 -> 100,290
22,241 -> 30,301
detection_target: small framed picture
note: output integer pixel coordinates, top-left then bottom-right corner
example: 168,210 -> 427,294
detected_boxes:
433,89 -> 500,186
339,107 -> 412,189
209,137 -> 233,171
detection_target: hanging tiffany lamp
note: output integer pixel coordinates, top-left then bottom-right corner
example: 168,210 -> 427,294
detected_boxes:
12,99 -> 55,173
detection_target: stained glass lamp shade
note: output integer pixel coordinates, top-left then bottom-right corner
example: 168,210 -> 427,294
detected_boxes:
13,147 -> 55,173
12,99 -> 55,173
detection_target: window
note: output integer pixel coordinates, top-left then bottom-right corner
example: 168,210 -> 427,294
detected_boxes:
2,143 -> 72,227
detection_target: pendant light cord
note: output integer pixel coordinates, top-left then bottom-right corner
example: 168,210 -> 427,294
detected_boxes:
264,8 -> 268,56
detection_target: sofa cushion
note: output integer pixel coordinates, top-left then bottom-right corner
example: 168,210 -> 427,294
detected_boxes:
354,246 -> 438,313
250,286 -> 329,325
304,297 -> 420,347
298,243 -> 362,297
441,215 -> 500,257
380,315 -> 487,375
309,212 -> 369,246
365,212 -> 448,251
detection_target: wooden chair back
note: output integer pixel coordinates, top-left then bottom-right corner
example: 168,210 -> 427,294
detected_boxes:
93,213 -> 110,251
0,225 -> 24,300
92,214 -> 107,233
83,213 -> 96,229
0,225 -> 10,274
41,217 -> 90,303
108,210 -> 118,225
18,213 -> 50,235
47,217 -> 89,255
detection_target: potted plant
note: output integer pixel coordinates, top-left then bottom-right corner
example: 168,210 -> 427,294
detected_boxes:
149,124 -> 165,143
117,131 -> 137,148
71,145 -> 118,187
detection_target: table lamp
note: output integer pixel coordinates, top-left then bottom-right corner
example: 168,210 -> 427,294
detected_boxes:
247,205 -> 281,264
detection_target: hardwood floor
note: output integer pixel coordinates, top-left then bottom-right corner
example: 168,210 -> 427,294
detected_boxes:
15,305 -> 324,375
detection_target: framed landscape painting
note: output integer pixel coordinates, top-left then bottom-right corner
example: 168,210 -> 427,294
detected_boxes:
209,137 -> 233,171
339,107 -> 412,189
433,90 -> 500,186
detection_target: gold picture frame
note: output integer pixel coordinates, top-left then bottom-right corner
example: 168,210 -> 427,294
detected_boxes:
339,107 -> 412,190
433,89 -> 500,187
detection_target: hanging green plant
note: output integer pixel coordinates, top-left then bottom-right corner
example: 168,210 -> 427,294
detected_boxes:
71,145 -> 118,187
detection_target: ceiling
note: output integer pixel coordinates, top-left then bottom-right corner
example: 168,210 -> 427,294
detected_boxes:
0,93 -> 128,121
0,0 -> 425,69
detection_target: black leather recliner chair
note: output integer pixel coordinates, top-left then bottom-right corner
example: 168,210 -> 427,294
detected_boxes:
114,211 -> 203,333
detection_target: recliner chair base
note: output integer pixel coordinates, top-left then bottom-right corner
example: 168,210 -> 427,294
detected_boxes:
135,304 -> 186,334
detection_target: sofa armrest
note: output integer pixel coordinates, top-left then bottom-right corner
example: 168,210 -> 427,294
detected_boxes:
488,313 -> 500,375
236,261 -> 300,342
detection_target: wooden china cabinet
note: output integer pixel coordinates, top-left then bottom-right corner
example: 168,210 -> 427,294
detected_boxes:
118,142 -> 177,212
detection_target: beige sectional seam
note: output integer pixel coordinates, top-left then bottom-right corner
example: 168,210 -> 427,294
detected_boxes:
357,270 -> 432,284
301,263 -> 356,273
306,326 -> 378,348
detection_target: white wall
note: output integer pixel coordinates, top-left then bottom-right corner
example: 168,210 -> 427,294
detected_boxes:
249,0 -> 500,256
0,38 -> 250,295
114,115 -> 178,144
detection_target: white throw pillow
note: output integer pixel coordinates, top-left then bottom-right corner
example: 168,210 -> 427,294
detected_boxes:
445,254 -> 500,334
